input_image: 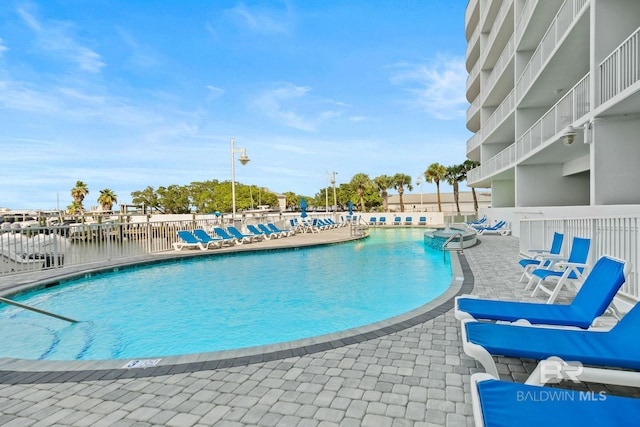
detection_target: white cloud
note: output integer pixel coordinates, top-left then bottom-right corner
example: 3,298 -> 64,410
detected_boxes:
17,7 -> 105,73
229,2 -> 290,35
252,82 -> 342,131
0,38 -> 8,55
390,55 -> 468,120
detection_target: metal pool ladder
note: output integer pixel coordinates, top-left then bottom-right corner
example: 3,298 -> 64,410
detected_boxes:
442,232 -> 463,261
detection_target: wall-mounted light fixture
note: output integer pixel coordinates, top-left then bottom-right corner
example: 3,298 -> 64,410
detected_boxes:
583,121 -> 593,144
561,125 -> 576,146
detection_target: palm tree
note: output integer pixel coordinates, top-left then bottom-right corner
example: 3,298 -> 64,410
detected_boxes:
373,174 -> 394,211
445,164 -> 465,214
71,180 -> 89,213
98,188 -> 118,211
392,173 -> 413,213
350,173 -> 372,213
424,163 -> 447,212
67,201 -> 82,215
462,160 -> 480,214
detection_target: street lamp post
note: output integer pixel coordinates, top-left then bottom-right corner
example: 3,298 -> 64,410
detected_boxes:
230,138 -> 250,222
416,176 -> 423,211
331,171 -> 338,214
325,171 -> 329,213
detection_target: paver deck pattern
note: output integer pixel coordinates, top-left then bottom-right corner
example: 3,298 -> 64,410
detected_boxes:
0,231 -> 631,426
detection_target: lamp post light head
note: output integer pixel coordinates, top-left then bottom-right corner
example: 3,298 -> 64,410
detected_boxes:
562,125 -> 576,146
238,152 -> 250,165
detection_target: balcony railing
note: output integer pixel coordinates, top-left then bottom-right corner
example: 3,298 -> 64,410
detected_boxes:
516,0 -> 589,102
467,54 -> 481,90
468,73 -> 589,185
599,26 -> 640,105
466,132 -> 483,154
515,0 -> 537,46
467,95 -> 482,123
483,88 -> 516,139
466,0 -> 479,34
481,0 -> 514,71
482,34 -> 515,105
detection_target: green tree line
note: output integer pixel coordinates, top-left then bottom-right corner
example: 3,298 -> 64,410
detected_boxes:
68,161 -> 481,214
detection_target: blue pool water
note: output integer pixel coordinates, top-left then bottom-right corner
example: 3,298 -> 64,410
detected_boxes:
0,228 -> 451,361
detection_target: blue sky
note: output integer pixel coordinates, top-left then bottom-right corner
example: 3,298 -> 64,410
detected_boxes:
0,0 -> 471,210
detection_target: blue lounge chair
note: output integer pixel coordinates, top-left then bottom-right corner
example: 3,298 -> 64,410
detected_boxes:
245,224 -> 271,239
466,215 -> 486,225
208,227 -> 237,246
519,232 -> 564,282
393,216 -> 401,225
267,223 -> 294,237
527,236 -> 591,303
418,216 -> 426,226
470,373 -> 640,427
455,255 -> 628,328
325,218 -> 343,227
369,217 -> 377,226
379,216 -> 387,225
173,230 -> 213,251
226,226 -> 260,243
473,220 -> 509,235
192,229 -> 228,248
321,218 -> 338,229
257,223 -> 282,238
405,217 -> 412,226
461,299 -> 640,379
267,222 -> 295,237
289,219 -> 305,233
311,218 -> 329,231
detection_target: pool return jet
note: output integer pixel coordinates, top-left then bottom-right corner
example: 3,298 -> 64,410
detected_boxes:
0,296 -> 78,323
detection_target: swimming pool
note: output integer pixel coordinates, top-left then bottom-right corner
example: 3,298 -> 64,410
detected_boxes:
0,228 -> 451,361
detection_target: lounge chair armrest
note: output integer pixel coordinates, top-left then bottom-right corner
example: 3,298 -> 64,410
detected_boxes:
526,356 -> 640,387
527,249 -> 551,254
555,261 -> 588,268
454,295 -> 479,321
538,254 -> 568,262
554,261 -> 590,277
460,319 -> 500,378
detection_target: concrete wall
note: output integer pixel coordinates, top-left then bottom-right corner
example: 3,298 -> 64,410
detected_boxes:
491,179 -> 515,207
516,164 -> 590,207
593,116 -> 640,205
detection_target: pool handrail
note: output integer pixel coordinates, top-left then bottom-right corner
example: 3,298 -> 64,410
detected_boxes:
0,296 -> 78,323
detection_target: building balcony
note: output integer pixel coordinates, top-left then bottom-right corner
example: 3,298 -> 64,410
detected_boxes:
468,74 -> 590,186
515,0 -> 589,103
480,0 -> 514,72
482,34 -> 515,104
599,25 -> 640,106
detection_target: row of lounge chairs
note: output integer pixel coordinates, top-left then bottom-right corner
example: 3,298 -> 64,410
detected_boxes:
289,217 -> 346,233
455,232 -> 640,424
368,216 -> 428,226
172,223 -> 293,251
469,219 -> 510,235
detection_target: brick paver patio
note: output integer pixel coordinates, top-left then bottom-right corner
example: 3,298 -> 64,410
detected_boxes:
0,231 -> 615,426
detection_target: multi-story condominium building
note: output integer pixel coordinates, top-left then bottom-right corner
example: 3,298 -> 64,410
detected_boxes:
465,0 -> 640,222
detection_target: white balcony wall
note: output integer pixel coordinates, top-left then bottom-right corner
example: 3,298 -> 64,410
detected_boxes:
516,164 -> 589,207
491,179 -> 515,207
516,0 -> 589,102
593,116 -> 640,205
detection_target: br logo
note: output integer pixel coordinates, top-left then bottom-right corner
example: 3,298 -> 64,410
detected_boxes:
538,358 -> 584,384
